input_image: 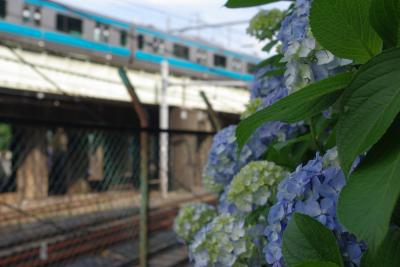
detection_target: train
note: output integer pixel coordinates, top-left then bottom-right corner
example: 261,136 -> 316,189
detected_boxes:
0,0 -> 259,81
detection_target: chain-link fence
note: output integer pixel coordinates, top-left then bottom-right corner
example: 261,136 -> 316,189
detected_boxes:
0,120 -> 214,267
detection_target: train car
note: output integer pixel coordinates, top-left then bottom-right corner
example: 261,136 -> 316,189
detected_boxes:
0,0 -> 259,81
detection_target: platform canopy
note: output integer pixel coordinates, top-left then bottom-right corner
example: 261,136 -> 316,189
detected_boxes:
0,45 -> 250,114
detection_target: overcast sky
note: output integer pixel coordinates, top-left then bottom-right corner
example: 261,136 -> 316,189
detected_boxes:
55,0 -> 291,57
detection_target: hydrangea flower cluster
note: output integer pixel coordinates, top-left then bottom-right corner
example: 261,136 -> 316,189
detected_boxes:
203,125 -> 262,193
250,67 -> 288,102
173,203 -> 217,243
278,0 -> 351,93
189,214 -> 263,267
264,149 -> 365,267
249,65 -> 304,147
227,161 -> 289,213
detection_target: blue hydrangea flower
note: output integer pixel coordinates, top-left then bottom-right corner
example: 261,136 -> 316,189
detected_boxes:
203,125 -> 263,193
250,67 -> 288,101
173,203 -> 217,243
278,0 -> 352,93
278,0 -> 311,53
264,149 -> 366,267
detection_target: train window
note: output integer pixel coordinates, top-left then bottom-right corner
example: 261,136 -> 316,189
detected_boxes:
33,8 -> 41,26
214,54 -> 227,68
94,23 -> 110,43
103,26 -> 110,43
137,34 -> 144,49
232,58 -> 242,72
0,0 -> 6,18
22,6 -> 30,23
173,44 -> 189,60
195,49 -> 208,65
152,37 -> 165,54
120,31 -> 127,46
57,14 -> 82,37
94,23 -> 101,42
247,63 -> 257,74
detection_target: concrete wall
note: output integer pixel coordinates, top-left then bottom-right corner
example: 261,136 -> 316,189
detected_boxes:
169,107 -> 213,191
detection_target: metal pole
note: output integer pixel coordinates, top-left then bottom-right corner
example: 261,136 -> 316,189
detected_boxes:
200,91 -> 222,131
159,61 -> 169,198
118,68 -> 149,267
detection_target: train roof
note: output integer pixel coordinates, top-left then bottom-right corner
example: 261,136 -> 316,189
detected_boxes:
28,0 -> 261,63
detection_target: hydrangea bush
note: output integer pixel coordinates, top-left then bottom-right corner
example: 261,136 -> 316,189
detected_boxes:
175,0 -> 400,265
173,203 -> 216,243
227,161 -> 288,213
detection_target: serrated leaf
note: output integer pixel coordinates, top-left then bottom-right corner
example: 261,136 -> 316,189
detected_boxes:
337,48 -> 400,174
310,0 -> 382,64
282,213 -> 344,267
225,0 -> 291,8
295,262 -> 339,267
236,72 -> 353,153
370,0 -> 400,48
338,119 -> 400,252
361,227 -> 400,267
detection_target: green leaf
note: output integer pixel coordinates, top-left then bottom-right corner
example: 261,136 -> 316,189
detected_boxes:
236,72 -> 353,153
361,227 -> 400,267
370,0 -> 400,48
337,48 -> 400,174
264,134 -> 314,170
262,68 -> 286,78
225,0 -> 291,8
282,213 -> 344,267
245,205 -> 269,226
263,40 -> 279,52
310,0 -> 382,64
338,119 -> 400,251
256,54 -> 285,70
295,262 -> 339,267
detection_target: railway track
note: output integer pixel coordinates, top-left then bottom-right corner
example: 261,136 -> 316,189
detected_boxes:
0,195 -> 213,267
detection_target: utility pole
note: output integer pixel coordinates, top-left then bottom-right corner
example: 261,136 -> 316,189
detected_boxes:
159,61 -> 169,198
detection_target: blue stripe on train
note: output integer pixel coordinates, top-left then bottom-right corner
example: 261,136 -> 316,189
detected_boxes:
135,51 -> 253,81
0,20 -> 131,56
0,20 -> 254,81
25,0 -> 259,63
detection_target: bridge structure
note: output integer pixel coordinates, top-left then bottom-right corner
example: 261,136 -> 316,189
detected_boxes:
0,0 -> 256,266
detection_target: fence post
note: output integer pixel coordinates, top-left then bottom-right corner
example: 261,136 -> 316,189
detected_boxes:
118,68 -> 149,267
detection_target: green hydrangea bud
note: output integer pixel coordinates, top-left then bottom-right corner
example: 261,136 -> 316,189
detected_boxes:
189,214 -> 262,266
173,203 -> 216,243
227,161 -> 289,212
